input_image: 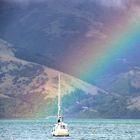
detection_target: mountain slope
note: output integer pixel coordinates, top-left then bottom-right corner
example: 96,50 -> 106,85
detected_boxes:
0,39 -> 105,118
1,39 -> 140,118
92,69 -> 140,118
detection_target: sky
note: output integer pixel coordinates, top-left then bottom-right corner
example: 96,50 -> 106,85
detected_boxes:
1,0 -> 140,83
3,0 -> 139,6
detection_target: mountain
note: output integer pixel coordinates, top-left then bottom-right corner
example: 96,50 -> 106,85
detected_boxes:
48,68 -> 140,119
0,39 -> 106,118
92,69 -> 140,118
1,39 -> 140,119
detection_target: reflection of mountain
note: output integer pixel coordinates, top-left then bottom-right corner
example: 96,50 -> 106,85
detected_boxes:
0,39 -> 104,118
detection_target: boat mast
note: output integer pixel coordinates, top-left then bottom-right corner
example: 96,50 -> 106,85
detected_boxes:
58,73 -> 61,118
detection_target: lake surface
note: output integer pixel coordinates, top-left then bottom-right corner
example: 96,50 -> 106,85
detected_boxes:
0,119 -> 140,140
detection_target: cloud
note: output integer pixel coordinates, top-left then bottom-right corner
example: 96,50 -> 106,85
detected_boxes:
86,29 -> 108,40
4,0 -> 46,5
3,0 -> 140,8
5,0 -> 45,2
100,0 -> 126,8
92,0 -> 140,9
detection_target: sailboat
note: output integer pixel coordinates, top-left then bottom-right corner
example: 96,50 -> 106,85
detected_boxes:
52,74 -> 69,137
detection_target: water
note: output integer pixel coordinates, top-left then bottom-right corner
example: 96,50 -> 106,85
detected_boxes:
0,119 -> 140,140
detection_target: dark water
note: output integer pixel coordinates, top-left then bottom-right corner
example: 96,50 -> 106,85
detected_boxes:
0,119 -> 140,140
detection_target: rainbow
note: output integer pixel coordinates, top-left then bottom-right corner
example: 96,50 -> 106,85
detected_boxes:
41,18 -> 140,117
70,10 -> 140,82
10,6 -> 140,118
32,8 -> 140,118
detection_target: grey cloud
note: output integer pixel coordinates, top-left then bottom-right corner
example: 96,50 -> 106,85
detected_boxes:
4,0 -> 47,4
91,0 -> 140,9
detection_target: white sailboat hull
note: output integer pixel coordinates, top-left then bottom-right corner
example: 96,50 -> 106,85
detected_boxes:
52,129 -> 69,137
52,123 -> 69,137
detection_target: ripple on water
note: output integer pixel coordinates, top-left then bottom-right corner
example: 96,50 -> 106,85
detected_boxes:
0,119 -> 140,140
